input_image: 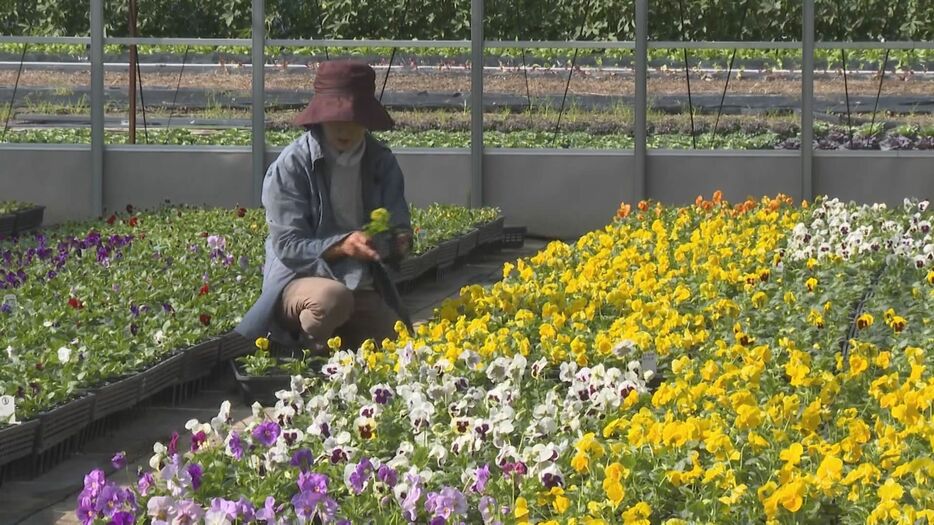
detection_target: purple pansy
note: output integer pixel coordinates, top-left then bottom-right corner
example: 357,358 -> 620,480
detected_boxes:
227,431 -> 244,459
291,448 -> 314,472
252,421 -> 281,447
348,457 -> 373,494
472,464 -> 491,493
425,487 -> 468,521
138,472 -> 155,496
186,463 -> 203,491
377,464 -> 398,487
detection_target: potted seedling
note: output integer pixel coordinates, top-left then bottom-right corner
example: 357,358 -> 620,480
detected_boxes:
363,208 -> 393,261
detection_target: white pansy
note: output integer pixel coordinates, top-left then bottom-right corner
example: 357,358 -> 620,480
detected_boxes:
485,358 -> 508,383
508,353 -> 527,378
537,416 -> 558,435
251,401 -> 264,418
458,349 -> 482,370
274,402 -> 296,422
559,361 -> 578,382
451,433 -> 475,455
307,412 -> 333,439
204,510 -> 233,525
276,388 -> 303,410
428,441 -> 447,465
57,346 -> 72,364
307,394 -> 330,412
530,357 -> 548,378
290,375 -> 308,394
266,440 -> 290,464
210,400 -> 232,435
338,383 -> 358,403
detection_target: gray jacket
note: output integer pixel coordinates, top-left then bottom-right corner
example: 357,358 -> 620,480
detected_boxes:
235,127 -> 413,344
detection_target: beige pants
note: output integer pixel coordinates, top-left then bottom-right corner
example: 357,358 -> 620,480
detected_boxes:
278,277 -> 400,351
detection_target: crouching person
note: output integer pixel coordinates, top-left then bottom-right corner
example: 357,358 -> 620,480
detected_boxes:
236,60 -> 413,352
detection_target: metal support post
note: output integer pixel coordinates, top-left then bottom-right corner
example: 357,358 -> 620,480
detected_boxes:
90,0 -> 104,216
801,0 -> 815,201
634,0 -> 648,202
470,0 -> 484,207
252,0 -> 266,206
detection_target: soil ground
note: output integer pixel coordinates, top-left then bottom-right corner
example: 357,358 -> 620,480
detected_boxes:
0,66 -> 931,98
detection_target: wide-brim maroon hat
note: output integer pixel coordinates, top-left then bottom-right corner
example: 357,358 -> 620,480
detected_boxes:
293,60 -> 394,131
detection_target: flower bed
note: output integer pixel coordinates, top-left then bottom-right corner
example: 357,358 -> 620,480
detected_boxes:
73,194 -> 932,524
0,203 -> 507,470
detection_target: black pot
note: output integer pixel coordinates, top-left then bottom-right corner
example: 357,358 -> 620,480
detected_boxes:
478,216 -> 505,246
456,229 -> 479,258
182,338 -> 221,381
138,353 -> 186,400
36,394 -> 95,452
0,214 -> 14,238
90,373 -> 143,420
218,331 -> 256,362
0,419 -> 39,466
370,232 -> 393,261
229,360 -> 290,406
13,206 -> 45,234
390,255 -> 424,284
435,238 -> 459,267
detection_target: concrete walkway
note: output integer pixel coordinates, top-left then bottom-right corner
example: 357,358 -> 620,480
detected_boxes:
1,240 -> 545,525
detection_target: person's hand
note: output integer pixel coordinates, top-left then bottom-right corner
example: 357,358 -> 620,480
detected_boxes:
394,231 -> 413,258
326,231 -> 380,262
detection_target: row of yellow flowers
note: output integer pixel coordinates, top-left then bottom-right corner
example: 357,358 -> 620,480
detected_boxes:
371,194 -> 932,524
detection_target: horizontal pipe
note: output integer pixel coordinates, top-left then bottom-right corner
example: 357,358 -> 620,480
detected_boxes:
649,41 -> 801,49
815,41 -> 934,50
266,38 -> 470,48
105,37 -> 252,46
486,40 -> 635,49
0,36 -> 91,44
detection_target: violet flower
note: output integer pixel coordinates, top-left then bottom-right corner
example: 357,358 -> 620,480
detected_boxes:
297,471 -> 329,494
471,464 -> 491,493
227,431 -> 244,460
94,484 -> 126,518
290,448 -> 313,472
401,474 -> 423,522
252,421 -> 281,447
235,497 -> 256,522
110,511 -> 135,525
348,457 -> 373,494
186,463 -> 203,491
75,495 -> 97,525
255,496 -> 280,523
138,472 -> 155,497
377,464 -> 398,487
83,469 -> 106,499
206,498 -> 239,524
425,487 -> 467,521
